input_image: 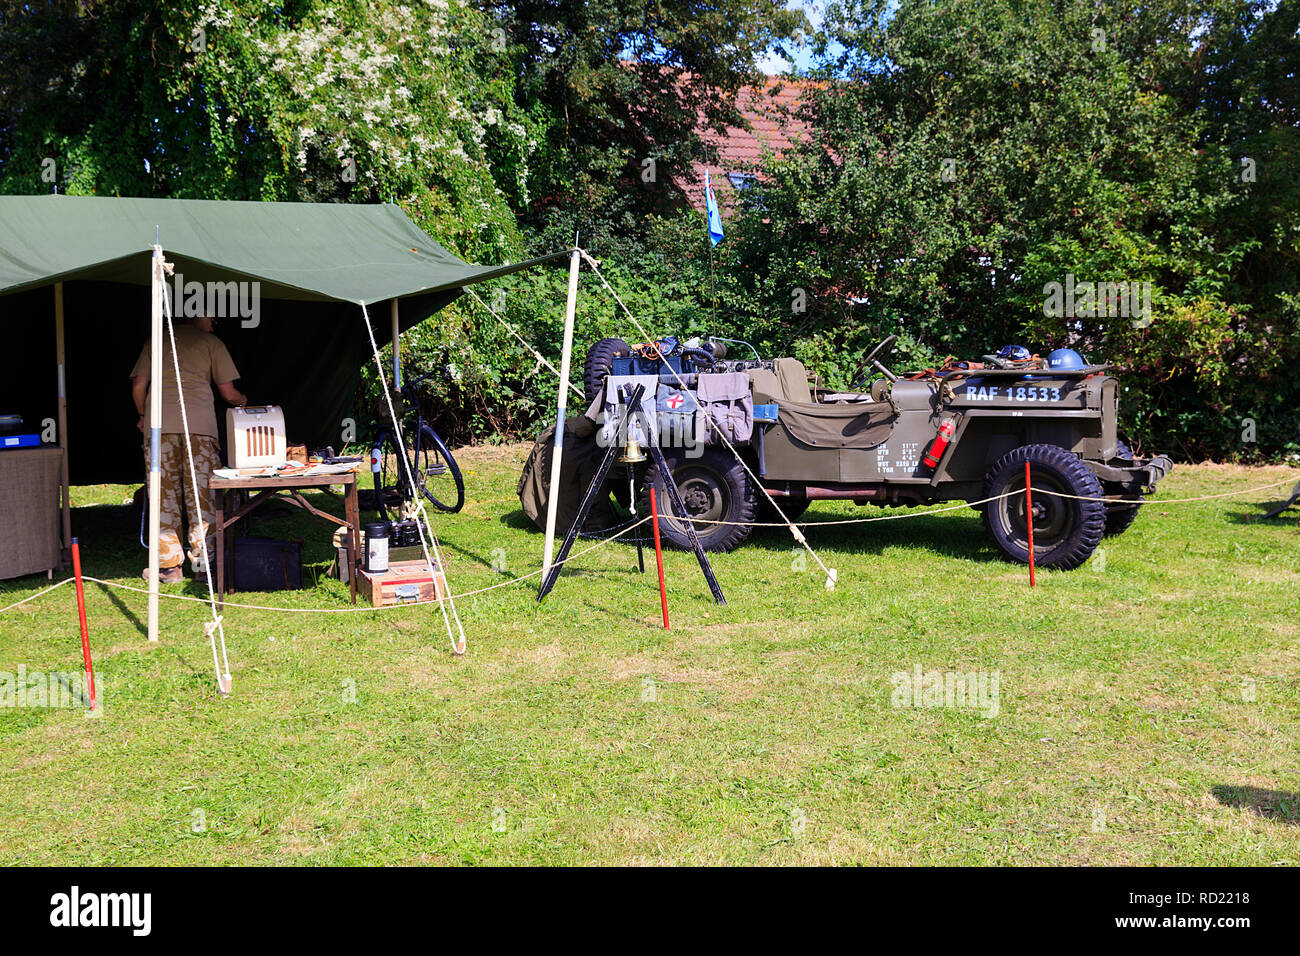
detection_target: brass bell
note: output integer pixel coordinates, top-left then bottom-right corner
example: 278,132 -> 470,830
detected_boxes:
618,436 -> 647,464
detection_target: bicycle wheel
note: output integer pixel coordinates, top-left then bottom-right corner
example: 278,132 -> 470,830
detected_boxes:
412,424 -> 465,513
374,431 -> 408,523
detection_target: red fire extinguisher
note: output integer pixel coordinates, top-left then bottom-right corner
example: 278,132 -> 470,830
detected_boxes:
923,418 -> 956,469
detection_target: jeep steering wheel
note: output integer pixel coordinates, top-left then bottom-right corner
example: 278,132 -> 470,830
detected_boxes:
850,335 -> 899,390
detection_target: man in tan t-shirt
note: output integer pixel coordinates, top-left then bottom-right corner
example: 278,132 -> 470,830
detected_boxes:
130,316 -> 247,583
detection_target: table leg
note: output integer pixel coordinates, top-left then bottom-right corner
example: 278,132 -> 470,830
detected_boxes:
346,479 -> 359,605
215,491 -> 225,612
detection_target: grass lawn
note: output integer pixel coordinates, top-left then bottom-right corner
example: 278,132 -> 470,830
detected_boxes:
1,447 -> 1297,865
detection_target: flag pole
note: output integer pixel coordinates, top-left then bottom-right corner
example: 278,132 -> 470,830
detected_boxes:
705,169 -> 721,325
708,232 -> 717,327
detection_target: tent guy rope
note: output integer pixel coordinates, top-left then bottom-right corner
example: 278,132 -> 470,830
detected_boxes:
160,267 -> 233,693
462,286 -> 585,400
361,300 -> 467,655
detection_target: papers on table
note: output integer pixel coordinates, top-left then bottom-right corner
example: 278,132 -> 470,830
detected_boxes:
212,461 -> 362,481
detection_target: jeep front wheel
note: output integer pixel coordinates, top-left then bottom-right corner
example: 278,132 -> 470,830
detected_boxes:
1103,441 -> 1141,536
982,443 -> 1105,570
641,447 -> 757,551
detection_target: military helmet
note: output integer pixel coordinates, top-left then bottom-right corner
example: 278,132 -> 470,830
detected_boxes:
1047,348 -> 1087,370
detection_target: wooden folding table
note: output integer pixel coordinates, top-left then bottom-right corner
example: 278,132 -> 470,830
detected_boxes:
210,470 -> 362,608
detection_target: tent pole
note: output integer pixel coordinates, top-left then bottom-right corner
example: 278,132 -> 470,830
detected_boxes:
391,298 -> 401,388
147,246 -> 164,643
541,249 -> 582,575
54,282 -> 71,568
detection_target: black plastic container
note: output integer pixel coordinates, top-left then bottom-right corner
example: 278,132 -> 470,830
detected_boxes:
364,520 -> 390,572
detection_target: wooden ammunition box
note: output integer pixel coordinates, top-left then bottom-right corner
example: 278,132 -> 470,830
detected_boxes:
357,559 -> 446,608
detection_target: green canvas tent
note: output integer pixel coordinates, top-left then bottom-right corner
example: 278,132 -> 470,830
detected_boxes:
0,195 -> 564,488
0,195 -> 560,303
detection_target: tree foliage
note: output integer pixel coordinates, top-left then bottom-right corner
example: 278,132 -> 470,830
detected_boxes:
0,0 -> 1296,459
722,0 -> 1299,459
0,0 -> 531,260
488,0 -> 807,255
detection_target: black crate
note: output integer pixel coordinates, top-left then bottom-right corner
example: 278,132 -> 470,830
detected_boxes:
228,537 -> 303,591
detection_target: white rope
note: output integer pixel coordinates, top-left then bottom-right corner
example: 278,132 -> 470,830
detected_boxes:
462,286 -> 585,400
159,254 -> 232,694
1033,476 -> 1298,504
1,471 -> 1293,619
0,577 -> 74,614
670,477 -> 1300,526
29,516 -> 654,616
577,249 -> 839,590
360,301 -> 467,654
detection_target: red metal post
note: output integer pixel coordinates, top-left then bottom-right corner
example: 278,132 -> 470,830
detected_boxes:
649,487 -> 670,629
70,538 -> 97,709
1024,461 -> 1036,588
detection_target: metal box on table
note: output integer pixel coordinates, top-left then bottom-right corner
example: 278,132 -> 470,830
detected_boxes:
226,405 -> 287,469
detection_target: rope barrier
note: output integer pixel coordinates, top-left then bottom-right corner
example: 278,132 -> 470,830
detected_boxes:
1030,475 -> 1298,504
0,473 -> 1291,619
676,476 -> 1300,527
1,515 -> 653,618
0,577 -> 75,614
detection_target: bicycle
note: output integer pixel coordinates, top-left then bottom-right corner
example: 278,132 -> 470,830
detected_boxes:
363,368 -> 465,520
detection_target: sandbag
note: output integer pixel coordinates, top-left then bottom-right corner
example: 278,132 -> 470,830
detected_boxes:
516,413 -> 618,534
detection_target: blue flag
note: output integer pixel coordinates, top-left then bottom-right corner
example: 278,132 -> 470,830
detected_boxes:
705,171 -> 724,246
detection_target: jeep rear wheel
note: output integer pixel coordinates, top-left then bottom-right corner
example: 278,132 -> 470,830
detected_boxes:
641,447 -> 757,552
982,443 -> 1105,570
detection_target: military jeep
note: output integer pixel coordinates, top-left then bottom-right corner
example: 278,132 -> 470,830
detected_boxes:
570,334 -> 1173,570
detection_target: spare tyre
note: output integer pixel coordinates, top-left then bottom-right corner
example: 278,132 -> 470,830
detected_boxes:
584,337 -> 630,406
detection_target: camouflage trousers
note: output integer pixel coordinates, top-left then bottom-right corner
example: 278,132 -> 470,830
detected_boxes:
143,434 -> 222,572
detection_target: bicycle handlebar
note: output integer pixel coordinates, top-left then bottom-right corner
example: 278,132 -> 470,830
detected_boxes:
400,367 -> 441,391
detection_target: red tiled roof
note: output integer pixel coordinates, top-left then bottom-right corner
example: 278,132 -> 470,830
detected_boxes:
684,77 -> 812,210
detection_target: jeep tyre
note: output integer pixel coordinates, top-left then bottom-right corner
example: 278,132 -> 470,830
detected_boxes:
641,447 -> 757,552
1103,441 -> 1141,537
982,443 -> 1105,570
584,337 -> 630,407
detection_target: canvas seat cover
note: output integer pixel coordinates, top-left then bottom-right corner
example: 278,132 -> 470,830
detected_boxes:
772,400 -> 896,450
